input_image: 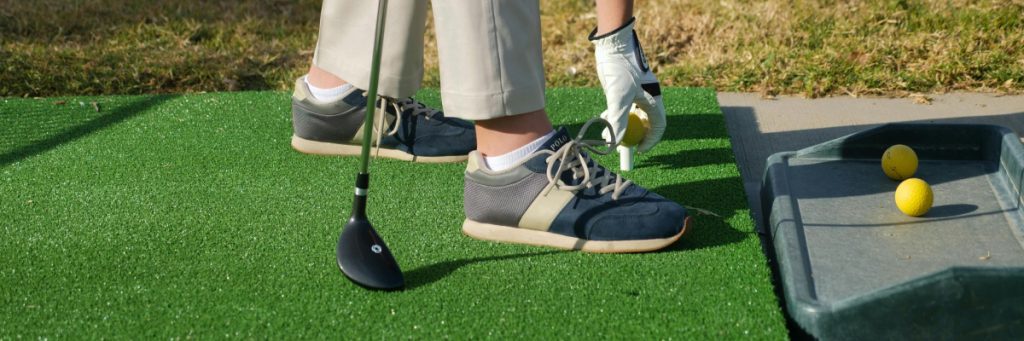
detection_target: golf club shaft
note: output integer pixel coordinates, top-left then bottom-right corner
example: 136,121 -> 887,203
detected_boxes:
336,0 -> 404,291
358,0 -> 389,176
351,0 -> 389,219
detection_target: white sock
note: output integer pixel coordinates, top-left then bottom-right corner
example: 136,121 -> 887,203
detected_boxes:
304,75 -> 353,102
484,130 -> 556,172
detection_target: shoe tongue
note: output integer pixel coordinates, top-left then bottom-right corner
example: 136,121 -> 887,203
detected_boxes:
540,127 -> 572,152
526,127 -> 626,194
524,127 -> 583,179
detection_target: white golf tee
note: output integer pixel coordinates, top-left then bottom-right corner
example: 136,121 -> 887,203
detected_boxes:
619,145 -> 634,171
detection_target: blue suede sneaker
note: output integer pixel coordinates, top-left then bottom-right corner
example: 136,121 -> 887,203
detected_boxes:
461,120 -> 691,253
290,77 -> 476,162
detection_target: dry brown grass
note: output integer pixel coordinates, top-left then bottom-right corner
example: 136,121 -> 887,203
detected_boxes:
2,0 -> 1023,97
532,0 -> 1024,97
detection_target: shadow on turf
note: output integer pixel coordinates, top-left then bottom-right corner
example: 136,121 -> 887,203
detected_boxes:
643,147 -> 735,169
404,250 -> 564,290
558,115 -> 750,251
560,114 -> 736,171
652,177 -> 751,251
0,95 -> 177,167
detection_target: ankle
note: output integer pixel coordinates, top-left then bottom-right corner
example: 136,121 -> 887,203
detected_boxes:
304,75 -> 353,102
306,65 -> 348,88
484,130 -> 555,171
475,109 -> 554,156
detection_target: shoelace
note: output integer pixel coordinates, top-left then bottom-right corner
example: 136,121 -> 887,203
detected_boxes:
541,118 -> 633,200
367,96 -> 442,157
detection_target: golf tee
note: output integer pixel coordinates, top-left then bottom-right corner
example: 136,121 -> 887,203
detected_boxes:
619,145 -> 634,171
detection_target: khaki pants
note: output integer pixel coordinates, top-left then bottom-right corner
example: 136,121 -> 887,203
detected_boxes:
312,0 -> 546,121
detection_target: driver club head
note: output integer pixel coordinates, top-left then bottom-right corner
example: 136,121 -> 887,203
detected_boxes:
336,216 -> 404,291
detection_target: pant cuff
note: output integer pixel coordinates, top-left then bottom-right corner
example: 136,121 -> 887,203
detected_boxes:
441,86 -> 546,121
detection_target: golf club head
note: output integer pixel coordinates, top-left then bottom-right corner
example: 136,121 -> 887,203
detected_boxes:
337,216 -> 404,291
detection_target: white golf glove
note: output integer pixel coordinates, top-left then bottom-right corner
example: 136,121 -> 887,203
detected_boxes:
590,18 -> 666,153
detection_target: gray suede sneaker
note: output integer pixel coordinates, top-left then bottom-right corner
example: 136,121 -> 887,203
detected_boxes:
290,77 -> 476,163
462,120 -> 691,253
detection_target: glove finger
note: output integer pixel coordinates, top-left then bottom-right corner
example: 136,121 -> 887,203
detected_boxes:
635,89 -> 667,153
600,107 -> 629,145
597,64 -> 637,144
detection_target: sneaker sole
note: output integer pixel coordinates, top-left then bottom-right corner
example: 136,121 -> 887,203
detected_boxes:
461,216 -> 692,253
291,135 -> 469,163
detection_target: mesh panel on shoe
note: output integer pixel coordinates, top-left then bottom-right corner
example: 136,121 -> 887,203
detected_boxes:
292,94 -> 366,143
464,172 -> 551,227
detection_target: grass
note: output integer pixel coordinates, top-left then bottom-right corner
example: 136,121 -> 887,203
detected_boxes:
3,0 -> 1023,98
0,88 -> 786,338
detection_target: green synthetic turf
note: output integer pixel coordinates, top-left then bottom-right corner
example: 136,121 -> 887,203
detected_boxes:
0,88 -> 786,339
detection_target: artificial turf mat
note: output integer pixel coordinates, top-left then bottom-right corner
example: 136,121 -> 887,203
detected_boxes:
0,88 -> 786,338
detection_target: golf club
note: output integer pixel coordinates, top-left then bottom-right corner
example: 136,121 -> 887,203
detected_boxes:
336,0 -> 404,291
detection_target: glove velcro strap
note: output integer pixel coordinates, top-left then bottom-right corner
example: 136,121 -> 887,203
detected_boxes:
641,82 -> 661,97
590,17 -> 651,73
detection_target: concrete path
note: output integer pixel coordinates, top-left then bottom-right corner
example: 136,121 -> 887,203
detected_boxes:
718,92 -> 1024,229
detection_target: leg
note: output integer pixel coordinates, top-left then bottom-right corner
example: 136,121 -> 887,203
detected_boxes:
434,0 -> 690,253
432,0 -> 552,156
306,64 -> 346,89
289,0 -> 476,162
473,109 -> 552,157
312,0 -> 427,98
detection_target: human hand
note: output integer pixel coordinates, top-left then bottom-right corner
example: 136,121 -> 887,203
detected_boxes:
591,18 -> 666,153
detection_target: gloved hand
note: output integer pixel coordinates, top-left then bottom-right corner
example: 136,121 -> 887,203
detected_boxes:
590,17 -> 666,153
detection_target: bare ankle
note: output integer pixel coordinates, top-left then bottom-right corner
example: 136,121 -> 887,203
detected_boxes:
474,109 -> 554,156
307,65 -> 348,88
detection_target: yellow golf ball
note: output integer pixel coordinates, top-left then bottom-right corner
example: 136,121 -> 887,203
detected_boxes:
882,144 -> 918,180
621,109 -> 649,147
895,178 -> 933,217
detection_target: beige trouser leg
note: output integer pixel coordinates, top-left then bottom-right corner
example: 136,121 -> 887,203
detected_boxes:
312,0 -> 427,98
432,0 -> 546,120
313,0 -> 546,120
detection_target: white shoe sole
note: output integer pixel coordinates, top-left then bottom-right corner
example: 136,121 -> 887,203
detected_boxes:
462,216 -> 692,253
291,135 -> 468,163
